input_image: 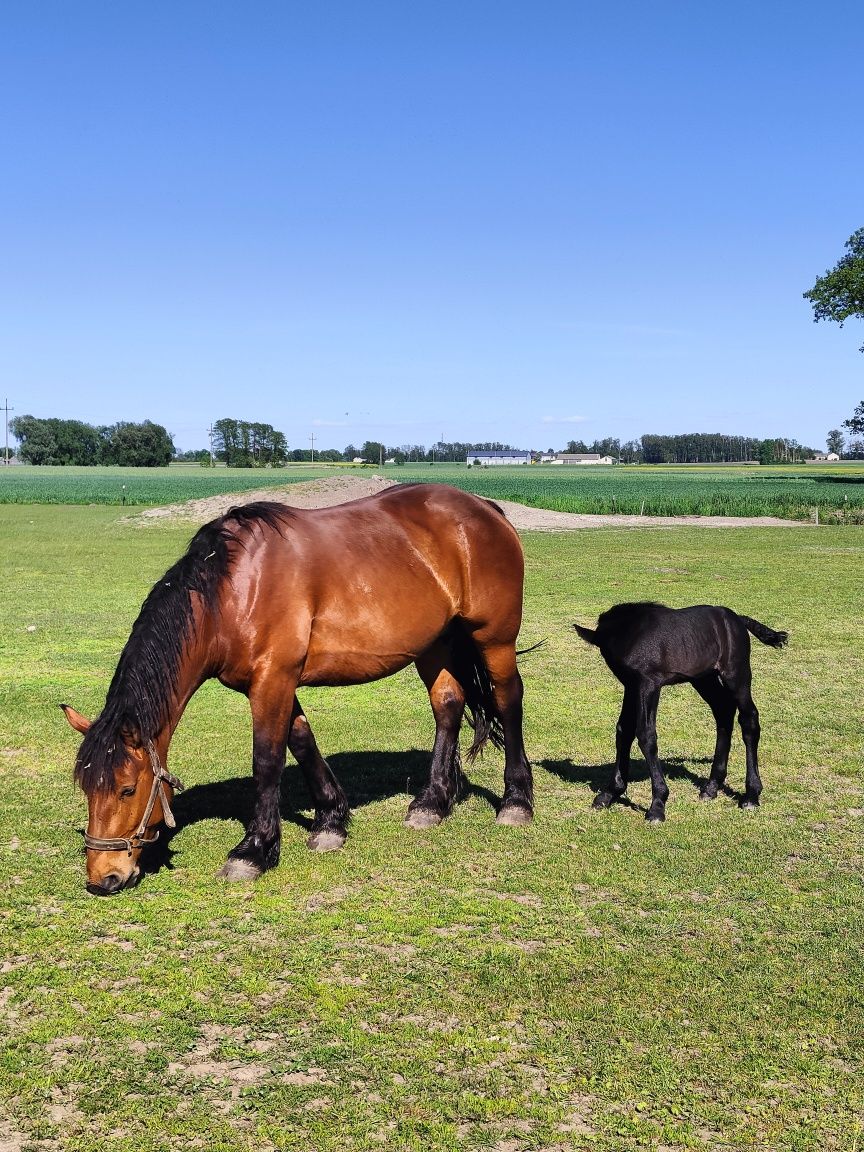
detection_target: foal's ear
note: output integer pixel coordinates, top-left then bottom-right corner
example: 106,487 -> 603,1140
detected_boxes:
60,704 -> 91,735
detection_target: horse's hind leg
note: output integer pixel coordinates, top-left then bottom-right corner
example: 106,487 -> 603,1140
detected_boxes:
691,675 -> 737,800
635,683 -> 667,823
593,684 -> 637,809
405,641 -> 467,830
474,640 -> 533,826
288,697 -> 350,851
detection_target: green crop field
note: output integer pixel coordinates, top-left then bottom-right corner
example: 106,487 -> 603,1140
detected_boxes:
4,462 -> 864,520
396,462 -> 864,521
1,501 -> 861,1151
0,464 -> 347,506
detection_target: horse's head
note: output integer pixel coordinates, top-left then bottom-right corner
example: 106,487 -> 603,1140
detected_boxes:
62,704 -> 182,896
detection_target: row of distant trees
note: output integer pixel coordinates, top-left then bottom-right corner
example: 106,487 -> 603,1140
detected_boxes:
10,416 -> 175,466
11,416 -> 860,467
563,434 -> 829,464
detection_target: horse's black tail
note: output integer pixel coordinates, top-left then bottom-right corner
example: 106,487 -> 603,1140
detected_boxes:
740,616 -> 789,648
450,624 -> 506,764
573,623 -> 600,646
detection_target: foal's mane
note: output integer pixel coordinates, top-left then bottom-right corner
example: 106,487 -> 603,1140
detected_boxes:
75,502 -> 290,793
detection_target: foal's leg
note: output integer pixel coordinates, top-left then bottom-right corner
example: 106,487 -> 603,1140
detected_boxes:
731,679 -> 763,809
288,696 -> 350,851
220,674 -> 297,881
691,676 -> 737,800
405,641 -> 467,829
475,641 -> 533,826
635,683 -> 668,823
593,684 -> 637,809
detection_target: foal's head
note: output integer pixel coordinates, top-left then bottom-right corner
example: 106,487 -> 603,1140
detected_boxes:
62,705 -> 180,896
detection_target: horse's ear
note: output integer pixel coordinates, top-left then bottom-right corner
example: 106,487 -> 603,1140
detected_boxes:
60,704 -> 91,734
119,723 -> 143,750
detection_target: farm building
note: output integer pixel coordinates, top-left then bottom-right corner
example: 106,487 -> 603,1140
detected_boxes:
554,452 -> 616,465
467,450 -> 532,466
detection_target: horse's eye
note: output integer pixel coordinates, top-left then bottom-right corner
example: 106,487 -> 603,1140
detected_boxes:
119,785 -> 137,798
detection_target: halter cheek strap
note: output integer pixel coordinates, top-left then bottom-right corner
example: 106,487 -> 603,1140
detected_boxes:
83,741 -> 185,856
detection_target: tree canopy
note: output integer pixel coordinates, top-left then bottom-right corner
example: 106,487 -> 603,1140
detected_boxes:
212,418 -> 288,467
843,400 -> 864,437
10,416 -> 174,466
804,228 -> 864,350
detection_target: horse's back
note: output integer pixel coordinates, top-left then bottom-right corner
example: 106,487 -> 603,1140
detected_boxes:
219,484 -> 525,687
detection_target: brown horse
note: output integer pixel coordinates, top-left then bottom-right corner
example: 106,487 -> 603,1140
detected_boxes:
63,483 -> 534,895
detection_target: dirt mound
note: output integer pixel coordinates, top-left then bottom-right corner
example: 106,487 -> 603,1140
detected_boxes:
128,473 -> 804,531
131,473 -> 397,525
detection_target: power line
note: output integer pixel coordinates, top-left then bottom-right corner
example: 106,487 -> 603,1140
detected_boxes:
3,398 -> 13,465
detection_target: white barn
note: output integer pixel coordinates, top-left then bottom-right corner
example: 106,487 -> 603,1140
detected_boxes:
467,451 -> 532,466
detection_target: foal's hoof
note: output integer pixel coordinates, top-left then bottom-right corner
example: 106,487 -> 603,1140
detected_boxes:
496,804 -> 533,827
404,808 -> 443,830
217,858 -> 262,882
307,830 -> 347,852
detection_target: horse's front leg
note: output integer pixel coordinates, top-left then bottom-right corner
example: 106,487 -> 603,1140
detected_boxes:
219,674 -> 296,881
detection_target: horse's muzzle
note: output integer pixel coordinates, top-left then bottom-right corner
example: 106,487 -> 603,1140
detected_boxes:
86,868 -> 140,896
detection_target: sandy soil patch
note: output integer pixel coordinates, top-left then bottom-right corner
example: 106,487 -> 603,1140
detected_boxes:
127,473 -> 805,531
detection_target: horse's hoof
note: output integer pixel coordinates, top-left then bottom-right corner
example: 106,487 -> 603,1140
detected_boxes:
404,808 -> 442,830
307,830 -> 346,852
496,805 -> 533,827
217,858 -> 262,881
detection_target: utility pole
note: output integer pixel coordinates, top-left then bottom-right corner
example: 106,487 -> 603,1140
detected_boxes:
3,398 -> 13,465
310,432 -> 316,464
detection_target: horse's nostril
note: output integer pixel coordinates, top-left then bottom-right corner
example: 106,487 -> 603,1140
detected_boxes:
88,872 -> 125,896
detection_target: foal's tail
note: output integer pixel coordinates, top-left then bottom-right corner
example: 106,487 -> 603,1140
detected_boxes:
573,623 -> 600,646
450,625 -> 506,764
740,616 -> 789,648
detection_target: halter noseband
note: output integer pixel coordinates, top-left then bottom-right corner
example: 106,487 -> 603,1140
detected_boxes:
83,741 -> 185,857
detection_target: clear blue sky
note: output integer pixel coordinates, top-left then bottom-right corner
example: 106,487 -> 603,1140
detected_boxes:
2,1 -> 862,453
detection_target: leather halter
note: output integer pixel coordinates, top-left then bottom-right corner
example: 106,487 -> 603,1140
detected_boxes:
83,741 -> 185,856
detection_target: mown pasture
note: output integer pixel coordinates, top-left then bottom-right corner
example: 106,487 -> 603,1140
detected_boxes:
0,503 -> 862,1151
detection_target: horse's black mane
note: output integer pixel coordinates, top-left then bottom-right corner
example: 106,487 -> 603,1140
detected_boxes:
75,502 -> 290,793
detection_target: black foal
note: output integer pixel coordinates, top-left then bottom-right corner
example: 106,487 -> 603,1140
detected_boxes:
575,602 -> 788,822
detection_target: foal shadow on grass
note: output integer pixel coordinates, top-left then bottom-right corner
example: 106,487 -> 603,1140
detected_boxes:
541,755 -> 739,815
140,749 -> 500,877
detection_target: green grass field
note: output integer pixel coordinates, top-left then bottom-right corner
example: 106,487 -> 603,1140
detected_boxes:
3,462 -> 864,520
1,504 -> 862,1151
0,464 -> 344,506
396,462 -> 864,522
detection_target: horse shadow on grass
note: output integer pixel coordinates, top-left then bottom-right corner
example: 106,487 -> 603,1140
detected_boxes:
540,755 -> 741,815
140,749 -> 501,876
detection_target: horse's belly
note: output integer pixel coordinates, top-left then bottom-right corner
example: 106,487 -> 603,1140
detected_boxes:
299,648 -> 416,688
299,610 -> 446,688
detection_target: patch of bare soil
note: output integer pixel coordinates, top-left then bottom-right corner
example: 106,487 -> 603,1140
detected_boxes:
494,499 -> 805,531
130,473 -> 396,525
127,473 -> 806,530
